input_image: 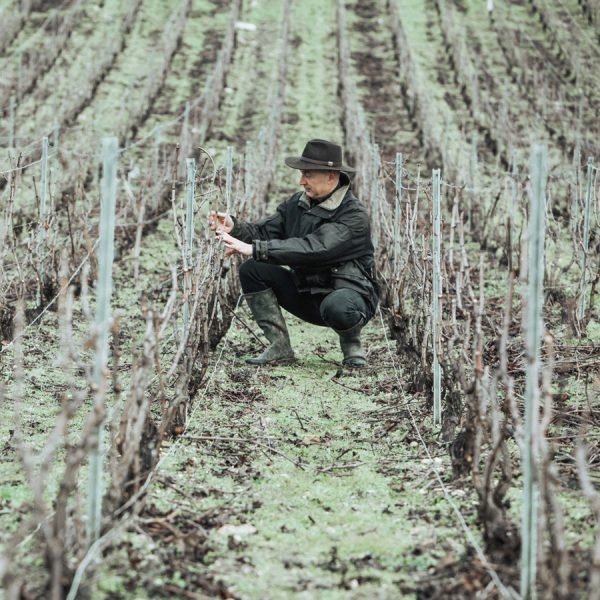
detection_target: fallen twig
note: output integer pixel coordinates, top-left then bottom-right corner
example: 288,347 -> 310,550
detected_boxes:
183,434 -> 281,443
254,440 -> 305,470
316,461 -> 369,473
223,302 -> 267,347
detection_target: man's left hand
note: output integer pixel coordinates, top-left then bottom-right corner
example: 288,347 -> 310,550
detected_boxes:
216,230 -> 253,257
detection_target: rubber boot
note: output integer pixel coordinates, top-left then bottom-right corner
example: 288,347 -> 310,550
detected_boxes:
244,289 -> 295,365
335,320 -> 366,368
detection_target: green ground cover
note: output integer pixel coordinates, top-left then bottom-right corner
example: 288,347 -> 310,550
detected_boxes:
90,311 -> 476,599
15,0 -> 128,137
1,0 -> 599,597
0,210 -> 179,545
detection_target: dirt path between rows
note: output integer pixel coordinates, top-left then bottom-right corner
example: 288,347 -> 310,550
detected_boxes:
92,304 -> 478,599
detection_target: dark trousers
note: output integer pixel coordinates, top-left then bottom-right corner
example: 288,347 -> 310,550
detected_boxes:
239,260 -> 369,331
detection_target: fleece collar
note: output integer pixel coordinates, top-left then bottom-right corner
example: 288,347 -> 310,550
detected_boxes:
299,184 -> 349,211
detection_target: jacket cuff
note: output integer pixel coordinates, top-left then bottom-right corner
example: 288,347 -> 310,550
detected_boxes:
253,240 -> 269,261
230,216 -> 242,238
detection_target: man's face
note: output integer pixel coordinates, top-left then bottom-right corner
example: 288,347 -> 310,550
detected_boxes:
299,170 -> 338,198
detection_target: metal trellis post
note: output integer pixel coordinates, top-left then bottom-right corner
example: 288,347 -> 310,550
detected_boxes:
87,137 -> 118,547
521,143 -> 547,600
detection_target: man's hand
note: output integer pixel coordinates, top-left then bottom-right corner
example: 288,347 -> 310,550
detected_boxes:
216,231 -> 253,257
208,210 -> 234,234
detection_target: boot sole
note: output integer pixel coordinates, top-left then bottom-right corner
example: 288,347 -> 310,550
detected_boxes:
342,360 -> 367,368
245,356 -> 296,366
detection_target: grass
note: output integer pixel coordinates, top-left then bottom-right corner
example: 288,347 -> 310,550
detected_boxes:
90,310 -> 475,599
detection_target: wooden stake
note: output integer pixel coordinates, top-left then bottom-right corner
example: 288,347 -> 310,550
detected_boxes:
577,156 -> 594,323
183,158 -> 195,335
394,152 -> 402,269
225,146 -> 233,214
432,168 -> 442,426
37,136 -> 49,303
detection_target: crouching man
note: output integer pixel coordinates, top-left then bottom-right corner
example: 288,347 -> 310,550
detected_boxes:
208,139 -> 379,367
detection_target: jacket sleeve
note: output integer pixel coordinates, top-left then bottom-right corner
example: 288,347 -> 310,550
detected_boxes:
230,201 -> 287,243
253,220 -> 358,267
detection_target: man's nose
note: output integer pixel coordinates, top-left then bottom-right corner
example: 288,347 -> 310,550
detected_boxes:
299,174 -> 307,185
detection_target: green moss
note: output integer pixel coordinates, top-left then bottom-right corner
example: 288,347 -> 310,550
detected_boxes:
92,309 -> 471,598
96,573 -> 126,594
586,318 -> 600,341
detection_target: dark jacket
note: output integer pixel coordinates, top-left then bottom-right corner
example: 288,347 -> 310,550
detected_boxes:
230,181 -> 379,314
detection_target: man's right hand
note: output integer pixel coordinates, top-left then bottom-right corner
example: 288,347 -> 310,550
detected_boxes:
208,211 -> 234,234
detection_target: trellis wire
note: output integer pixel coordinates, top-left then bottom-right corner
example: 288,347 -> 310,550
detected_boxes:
521,143 -> 547,600
0,152 -> 57,176
87,137 -> 118,546
0,236 -> 102,356
577,156 -> 594,322
432,168 -> 442,426
183,158 -> 195,334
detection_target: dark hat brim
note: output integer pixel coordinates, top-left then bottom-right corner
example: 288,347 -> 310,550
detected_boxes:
285,156 -> 356,173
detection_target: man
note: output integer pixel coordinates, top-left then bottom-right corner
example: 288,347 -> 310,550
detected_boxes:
208,139 -> 378,367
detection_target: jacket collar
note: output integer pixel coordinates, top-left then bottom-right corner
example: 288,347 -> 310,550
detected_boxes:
298,184 -> 350,211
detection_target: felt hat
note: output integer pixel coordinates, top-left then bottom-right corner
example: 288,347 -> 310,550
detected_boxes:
285,139 -> 355,173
